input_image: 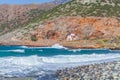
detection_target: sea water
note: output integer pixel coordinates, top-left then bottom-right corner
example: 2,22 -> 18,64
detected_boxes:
0,44 -> 120,79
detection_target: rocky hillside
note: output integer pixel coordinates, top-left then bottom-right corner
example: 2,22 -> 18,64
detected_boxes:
37,0 -> 120,21
35,17 -> 120,39
18,0 -> 120,39
0,0 -> 120,48
0,3 -> 57,35
1,0 -> 120,35
1,16 -> 120,48
0,4 -> 53,23
0,0 -> 72,35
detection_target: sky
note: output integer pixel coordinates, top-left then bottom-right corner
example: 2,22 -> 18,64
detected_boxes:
0,0 -> 53,4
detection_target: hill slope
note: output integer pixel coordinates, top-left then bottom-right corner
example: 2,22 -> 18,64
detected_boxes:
0,0 -> 72,35
0,0 -> 120,48
1,0 -> 120,35
0,3 -> 58,35
38,0 -> 120,21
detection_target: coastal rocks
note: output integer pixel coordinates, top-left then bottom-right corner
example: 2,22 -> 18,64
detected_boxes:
56,61 -> 120,80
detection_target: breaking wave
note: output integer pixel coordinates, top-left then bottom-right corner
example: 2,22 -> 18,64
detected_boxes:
0,53 -> 120,77
19,44 -> 67,49
51,44 -> 67,49
0,45 -> 120,78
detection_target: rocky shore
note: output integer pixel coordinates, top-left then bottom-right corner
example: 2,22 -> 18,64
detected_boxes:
56,60 -> 120,80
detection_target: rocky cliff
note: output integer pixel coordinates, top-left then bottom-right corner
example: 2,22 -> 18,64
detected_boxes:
34,17 -> 120,40
0,0 -> 120,49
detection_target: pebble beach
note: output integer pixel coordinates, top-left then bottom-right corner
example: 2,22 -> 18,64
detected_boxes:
56,60 -> 120,80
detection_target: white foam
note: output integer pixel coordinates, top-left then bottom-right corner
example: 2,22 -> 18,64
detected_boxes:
0,55 -> 44,77
20,46 -> 28,48
42,53 -> 120,63
0,54 -> 120,66
0,49 -> 25,53
8,49 -> 25,53
51,44 -> 67,49
68,49 -> 81,52
0,53 -> 120,77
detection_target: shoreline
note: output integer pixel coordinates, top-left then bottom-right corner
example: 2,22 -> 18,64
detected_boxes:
56,60 -> 120,80
0,43 -> 120,50
0,44 -> 120,79
0,59 -> 120,80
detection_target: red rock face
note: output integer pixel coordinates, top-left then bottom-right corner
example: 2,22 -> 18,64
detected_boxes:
34,17 -> 120,40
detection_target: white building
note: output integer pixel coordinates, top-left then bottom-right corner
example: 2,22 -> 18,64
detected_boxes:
66,33 -> 79,41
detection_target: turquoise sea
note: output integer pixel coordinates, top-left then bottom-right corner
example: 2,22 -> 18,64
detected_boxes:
0,44 -> 120,80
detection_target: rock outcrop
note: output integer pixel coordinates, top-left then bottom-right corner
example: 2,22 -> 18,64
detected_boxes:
0,16 -> 120,49
32,17 -> 120,41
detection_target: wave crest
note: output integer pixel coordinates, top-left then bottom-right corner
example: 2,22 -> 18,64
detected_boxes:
8,49 -> 25,53
0,53 -> 120,77
51,44 -> 67,49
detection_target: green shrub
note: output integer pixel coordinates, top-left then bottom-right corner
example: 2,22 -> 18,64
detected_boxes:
31,35 -> 38,41
97,40 -> 105,45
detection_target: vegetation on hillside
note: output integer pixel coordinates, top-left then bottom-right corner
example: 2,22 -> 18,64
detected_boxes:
0,0 -> 120,35
17,0 -> 120,29
39,0 -> 120,21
